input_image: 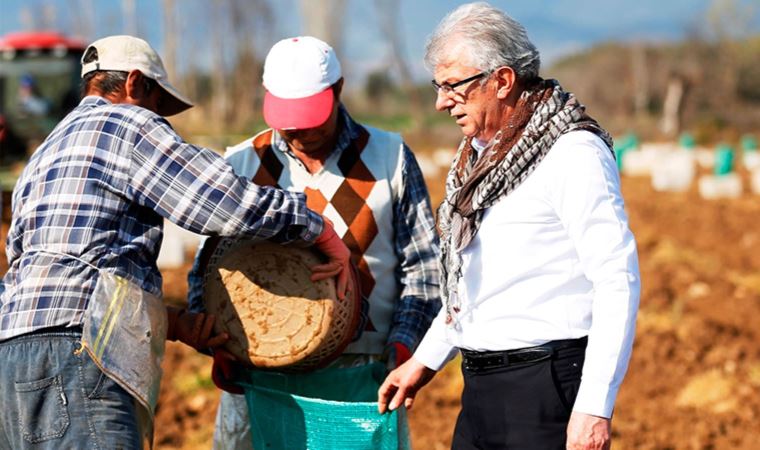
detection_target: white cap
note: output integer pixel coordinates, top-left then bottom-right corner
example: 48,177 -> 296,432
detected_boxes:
262,36 -> 342,129
81,35 -> 193,116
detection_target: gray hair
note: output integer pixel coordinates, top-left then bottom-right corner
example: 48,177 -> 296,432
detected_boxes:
80,46 -> 157,97
80,46 -> 129,97
425,2 -> 540,81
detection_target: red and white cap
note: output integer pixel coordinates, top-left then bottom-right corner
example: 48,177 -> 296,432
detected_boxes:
262,36 -> 342,130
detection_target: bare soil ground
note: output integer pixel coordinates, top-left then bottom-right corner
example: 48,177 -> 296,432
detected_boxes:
3,172 -> 759,449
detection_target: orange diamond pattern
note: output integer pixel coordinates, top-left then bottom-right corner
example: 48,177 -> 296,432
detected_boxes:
303,187 -> 328,215
252,131 -> 283,187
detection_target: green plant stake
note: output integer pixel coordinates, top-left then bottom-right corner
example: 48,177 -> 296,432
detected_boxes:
741,135 -> 757,153
679,132 -> 695,150
714,145 -> 734,176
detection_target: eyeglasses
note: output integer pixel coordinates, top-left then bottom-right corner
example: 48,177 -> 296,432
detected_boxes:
431,72 -> 488,96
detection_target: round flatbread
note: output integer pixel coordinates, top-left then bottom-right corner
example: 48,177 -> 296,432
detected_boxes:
203,239 -> 360,371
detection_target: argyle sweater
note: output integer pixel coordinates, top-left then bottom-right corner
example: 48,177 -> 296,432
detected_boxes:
188,115 -> 441,354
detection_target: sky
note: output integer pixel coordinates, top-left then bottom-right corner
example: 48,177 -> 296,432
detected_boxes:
2,0 -> 758,83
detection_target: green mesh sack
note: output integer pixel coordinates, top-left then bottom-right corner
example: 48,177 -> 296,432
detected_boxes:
240,362 -> 410,450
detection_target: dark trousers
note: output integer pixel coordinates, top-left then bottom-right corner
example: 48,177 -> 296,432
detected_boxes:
452,341 -> 586,450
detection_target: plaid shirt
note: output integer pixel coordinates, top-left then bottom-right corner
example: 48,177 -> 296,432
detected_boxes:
187,107 -> 441,352
0,96 -> 323,341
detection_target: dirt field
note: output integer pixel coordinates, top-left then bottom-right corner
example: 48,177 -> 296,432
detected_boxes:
2,171 -> 759,449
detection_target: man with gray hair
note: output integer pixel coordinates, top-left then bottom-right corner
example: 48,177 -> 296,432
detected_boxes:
378,3 -> 640,449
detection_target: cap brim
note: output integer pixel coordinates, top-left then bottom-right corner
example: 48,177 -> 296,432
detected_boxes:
155,79 -> 194,117
263,88 -> 334,130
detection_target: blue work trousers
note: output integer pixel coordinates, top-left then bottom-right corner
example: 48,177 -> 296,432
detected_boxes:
0,327 -> 141,449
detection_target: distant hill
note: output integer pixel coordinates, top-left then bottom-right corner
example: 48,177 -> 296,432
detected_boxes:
545,35 -> 760,142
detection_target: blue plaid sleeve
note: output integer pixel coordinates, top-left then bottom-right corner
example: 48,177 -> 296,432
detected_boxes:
387,144 -> 441,352
129,117 -> 323,242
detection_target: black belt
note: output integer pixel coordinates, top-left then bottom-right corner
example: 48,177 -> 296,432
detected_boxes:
460,336 -> 587,373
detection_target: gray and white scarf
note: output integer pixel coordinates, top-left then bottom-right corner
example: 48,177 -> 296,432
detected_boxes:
437,78 -> 614,326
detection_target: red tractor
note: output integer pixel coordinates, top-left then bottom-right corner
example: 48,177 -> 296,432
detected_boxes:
0,31 -> 85,216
